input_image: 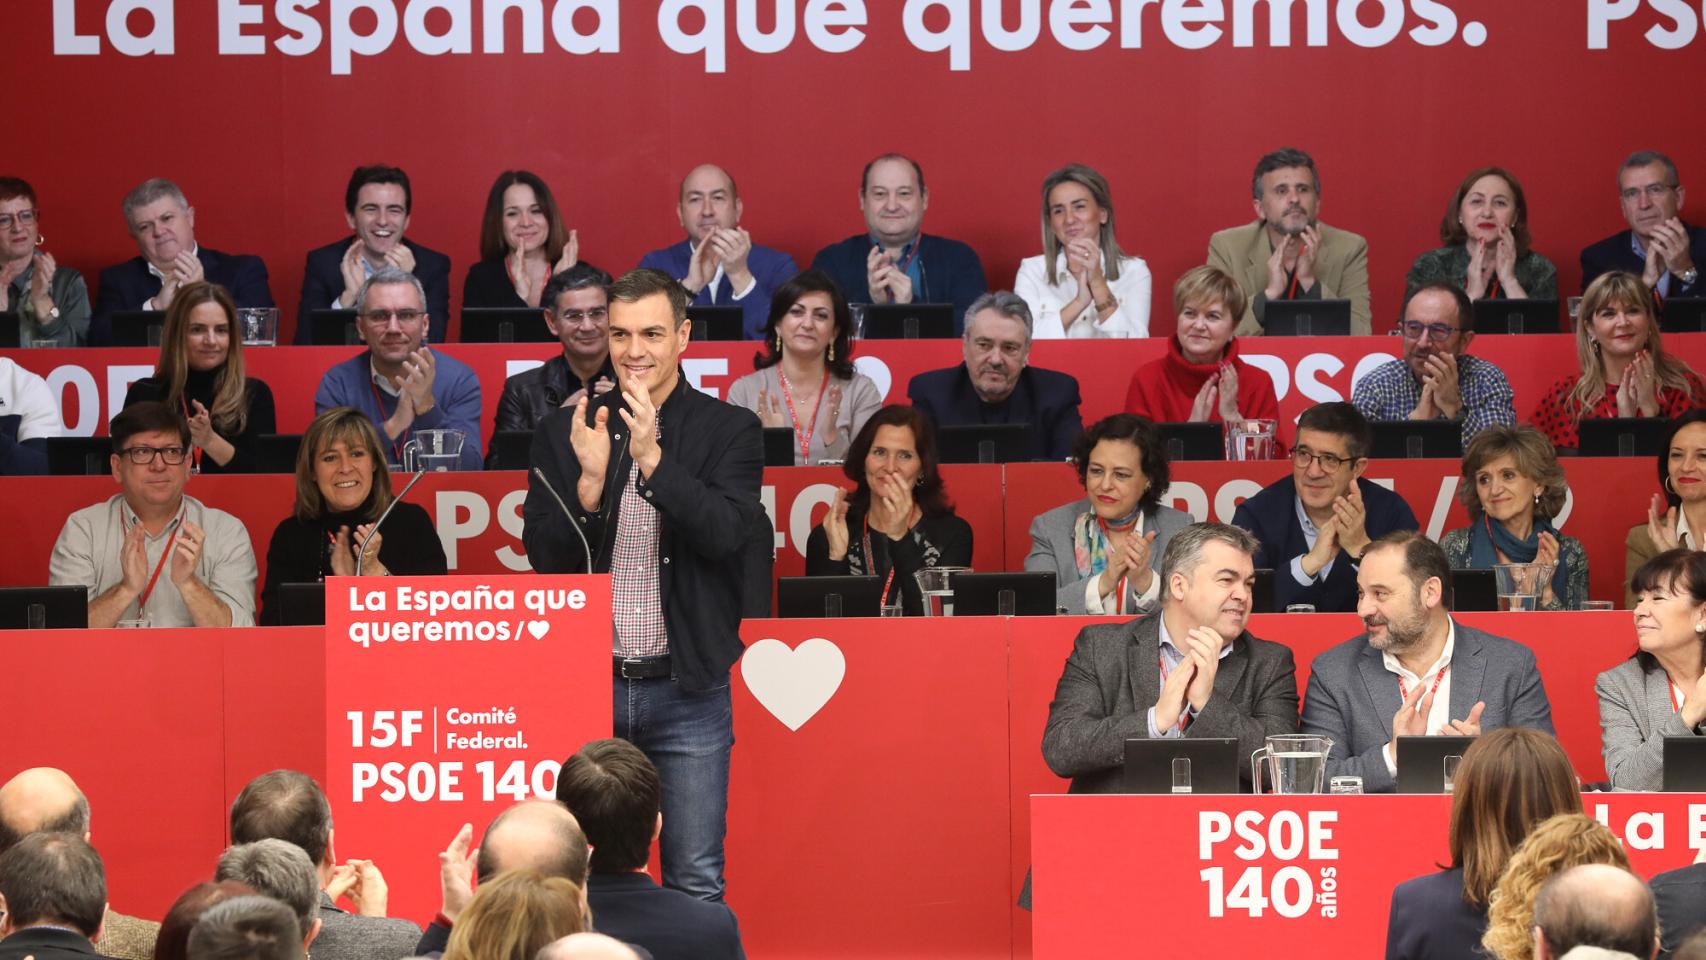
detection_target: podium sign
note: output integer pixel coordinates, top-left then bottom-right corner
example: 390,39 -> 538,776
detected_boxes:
324,574 -> 612,919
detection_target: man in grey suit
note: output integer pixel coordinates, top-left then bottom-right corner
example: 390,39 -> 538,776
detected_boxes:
1042,522 -> 1301,794
1301,530 -> 1555,793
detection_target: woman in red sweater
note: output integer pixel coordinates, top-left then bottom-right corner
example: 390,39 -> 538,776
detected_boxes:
1124,266 -> 1282,447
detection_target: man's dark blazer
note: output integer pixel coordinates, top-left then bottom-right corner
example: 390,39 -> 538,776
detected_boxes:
0,927 -> 100,960
1383,868 -> 1488,960
808,233 -> 988,333
587,872 -> 745,960
1230,475 -> 1419,613
1300,620 -> 1555,793
296,237 -> 452,343
522,373 -> 766,691
90,248 -> 274,345
1040,610 -> 1300,794
1652,862 -> 1706,957
636,239 -> 798,340
905,363 -> 1083,461
1580,223 -> 1706,296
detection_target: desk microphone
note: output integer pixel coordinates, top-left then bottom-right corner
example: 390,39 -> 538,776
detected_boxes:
532,467 -> 596,575
355,469 -> 426,578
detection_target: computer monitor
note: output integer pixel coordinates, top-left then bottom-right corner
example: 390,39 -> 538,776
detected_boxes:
762,427 -> 797,467
949,571 -> 1056,616
0,313 -> 19,348
1449,569 -> 1498,612
1395,734 -> 1476,793
1262,299 -> 1351,336
0,586 -> 88,630
488,430 -> 533,471
1472,298 -> 1561,335
461,307 -> 553,343
278,583 -> 327,626
686,306 -> 745,341
1662,737 -> 1706,791
1578,418 -> 1668,457
255,434 -> 303,473
859,303 -> 954,339
1658,298 -> 1706,334
937,423 -> 1031,464
1122,738 -> 1240,794
1253,568 -> 1275,614
108,310 -> 166,347
47,437 -> 112,476
776,575 -> 884,618
1158,422 -> 1225,461
307,309 -> 362,346
1369,420 -> 1463,459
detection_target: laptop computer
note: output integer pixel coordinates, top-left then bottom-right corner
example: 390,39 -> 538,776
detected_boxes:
1662,737 -> 1706,791
1578,418 -> 1668,457
278,583 -> 327,626
1395,734 -> 1476,793
487,430 -> 533,471
859,303 -> 954,339
46,437 -> 113,476
1658,297 -> 1706,334
762,427 -> 798,467
1158,422 -> 1225,461
776,575 -> 884,618
686,306 -> 745,341
1262,299 -> 1351,336
254,434 -> 303,474
1369,420 -> 1463,459
1122,738 -> 1240,794
462,307 -> 553,343
0,585 -> 89,630
307,309 -> 362,346
0,312 -> 18,348
1473,299 -> 1561,335
1253,568 -> 1275,614
937,423 -> 1031,464
1449,569 -> 1498,612
949,572 -> 1056,616
107,310 -> 166,347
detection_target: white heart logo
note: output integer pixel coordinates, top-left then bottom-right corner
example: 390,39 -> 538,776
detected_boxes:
526,621 -> 549,640
740,637 -> 846,731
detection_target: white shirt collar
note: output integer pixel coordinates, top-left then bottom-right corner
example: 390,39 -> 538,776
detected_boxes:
145,243 -> 200,281
1380,617 -> 1456,684
369,359 -> 401,397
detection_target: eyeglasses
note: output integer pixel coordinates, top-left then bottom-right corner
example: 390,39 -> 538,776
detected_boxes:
1392,321 -> 1460,343
0,210 -> 37,230
558,307 -> 609,325
359,309 -> 425,324
1621,183 -> 1677,202
1292,447 -> 1357,472
119,445 -> 189,465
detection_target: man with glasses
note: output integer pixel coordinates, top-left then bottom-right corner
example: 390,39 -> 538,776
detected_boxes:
1231,402 -> 1417,613
1581,150 -> 1703,297
487,264 -> 615,467
1351,282 -> 1514,445
49,401 -> 256,628
314,266 -> 483,470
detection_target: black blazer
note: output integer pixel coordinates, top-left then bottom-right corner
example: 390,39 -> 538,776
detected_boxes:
0,927 -> 101,960
91,248 -> 274,345
587,873 -> 745,960
122,374 -> 276,474
522,374 -> 766,691
1230,475 -> 1420,613
1653,863 -> 1706,957
296,236 -> 453,343
808,232 -> 988,333
1580,223 -> 1706,296
1384,868 -> 1488,960
462,257 -> 609,312
905,363 -> 1083,461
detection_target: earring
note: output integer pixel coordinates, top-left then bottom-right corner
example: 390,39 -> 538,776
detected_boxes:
35,235 -> 44,247
1695,621 -> 1704,635
827,342 -> 835,362
775,334 -> 782,352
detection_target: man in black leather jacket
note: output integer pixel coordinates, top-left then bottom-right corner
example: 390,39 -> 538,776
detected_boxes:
486,263 -> 617,467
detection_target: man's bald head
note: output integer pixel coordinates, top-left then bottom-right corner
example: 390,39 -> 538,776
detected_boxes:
1534,864 -> 1657,960
475,800 -> 588,886
0,768 -> 90,853
536,933 -> 642,960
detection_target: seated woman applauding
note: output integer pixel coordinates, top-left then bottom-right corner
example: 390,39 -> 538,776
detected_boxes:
1532,270 -> 1703,450
725,270 -> 881,465
1024,414 -> 1192,615
1014,163 -> 1151,338
259,406 -> 447,624
1597,547 -> 1706,791
122,281 -> 275,473
1626,411 -> 1706,608
1404,166 -> 1556,301
1439,425 -> 1587,610
463,170 -> 591,310
805,404 -> 972,615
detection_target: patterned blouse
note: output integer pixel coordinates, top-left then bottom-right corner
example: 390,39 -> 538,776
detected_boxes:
1404,245 -> 1558,301
1439,526 -> 1590,611
1530,371 -> 1706,449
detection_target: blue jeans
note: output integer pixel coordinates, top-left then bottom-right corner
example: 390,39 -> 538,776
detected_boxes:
613,674 -> 734,901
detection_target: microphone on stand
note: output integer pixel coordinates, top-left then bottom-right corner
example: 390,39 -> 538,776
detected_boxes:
532,467 -> 596,575
355,469 -> 426,578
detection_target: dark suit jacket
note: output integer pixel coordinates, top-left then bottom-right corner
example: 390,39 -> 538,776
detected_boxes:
1580,223 -> 1706,296
297,237 -> 452,343
1300,621 -> 1556,793
91,248 -> 274,345
636,239 -> 797,340
1652,862 -> 1706,958
1040,610 -> 1300,794
1230,475 -> 1419,613
0,927 -> 100,960
808,233 -> 988,333
587,872 -> 745,960
1384,868 -> 1488,960
906,364 -> 1082,461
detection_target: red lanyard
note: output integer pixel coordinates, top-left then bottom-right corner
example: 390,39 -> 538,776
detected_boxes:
1486,275 -> 1503,300
370,378 -> 407,464
884,241 -> 922,303
136,523 -> 180,618
861,519 -> 898,607
777,370 -> 827,464
1285,267 -> 1301,301
1398,663 -> 1450,705
179,395 -> 203,470
1672,680 -> 1687,714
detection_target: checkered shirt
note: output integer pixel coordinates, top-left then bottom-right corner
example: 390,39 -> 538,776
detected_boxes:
611,457 -> 668,658
1350,355 -> 1515,444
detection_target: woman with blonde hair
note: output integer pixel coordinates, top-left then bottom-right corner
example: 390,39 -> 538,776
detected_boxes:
1532,270 -> 1703,450
1480,814 -> 1636,960
442,870 -> 586,960
1014,163 -> 1151,338
122,280 -> 275,472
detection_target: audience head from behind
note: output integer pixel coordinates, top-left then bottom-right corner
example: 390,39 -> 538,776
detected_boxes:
155,881 -> 257,960
1172,265 -> 1246,366
1530,864 -> 1658,960
184,896 -> 304,960
475,800 -> 590,888
442,870 -> 585,960
541,263 -> 614,373
536,933 -> 643,960
1482,814 -> 1634,960
155,281 -> 252,436
1250,147 -> 1321,245
1677,929 -> 1706,960
555,739 -> 659,875
0,767 -> 90,853
227,770 -> 339,893
123,178 -> 197,275
860,154 -> 928,252
1398,282 -> 1476,385
961,291 -> 1032,404
1356,530 -> 1453,659
1038,164 -> 1126,287
292,407 -> 395,524
1291,401 -> 1372,515
480,170 -> 571,266
1447,727 -> 1583,911
212,840 -> 319,950
342,165 -> 413,270
353,266 -> 430,375
840,404 -> 950,519
754,268 -> 857,380
109,401 -> 194,521
0,832 -> 105,941
1157,522 -> 1259,642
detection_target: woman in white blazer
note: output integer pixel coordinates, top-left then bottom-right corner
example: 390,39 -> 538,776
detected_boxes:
1014,164 -> 1151,338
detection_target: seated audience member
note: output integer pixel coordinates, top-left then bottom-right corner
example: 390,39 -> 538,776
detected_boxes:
906,292 -> 1083,461
154,883 -> 257,960
1628,411 -> 1706,607
211,843 -> 320,957
1122,266 -> 1281,434
1530,865 -> 1660,960
1440,425 -> 1587,610
1531,271 -> 1702,451
92,179 -> 273,345
539,934 -> 644,960
724,270 -> 881,465
808,153 -> 987,332
1301,531 -> 1555,793
464,171 -> 597,311
0,833 -> 107,960
0,176 -> 90,346
48,402 -> 256,628
0,355 -> 60,475
638,164 -> 796,340
227,771 -> 418,960
1406,167 -> 1557,302
297,165 -> 451,343
1598,548 -> 1706,791
0,768 -> 158,960
443,871 -> 584,960
489,263 -> 616,465
259,408 -> 447,623
186,897 -> 306,960
1206,147 -> 1372,335
1230,402 -> 1418,613
1582,150 -> 1702,298
1042,522 -> 1300,791
805,405 -> 972,616
1024,415 -> 1192,615
314,267 -> 482,470
1481,815 -> 1636,960
1684,933 -> 1706,960
123,282 -> 277,474
1652,856 -> 1706,957
556,739 -> 745,960
1385,728 -> 1583,960
1015,164 -> 1150,338
1351,282 -> 1516,444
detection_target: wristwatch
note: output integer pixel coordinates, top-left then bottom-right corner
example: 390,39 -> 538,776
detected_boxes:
1680,267 -> 1701,286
